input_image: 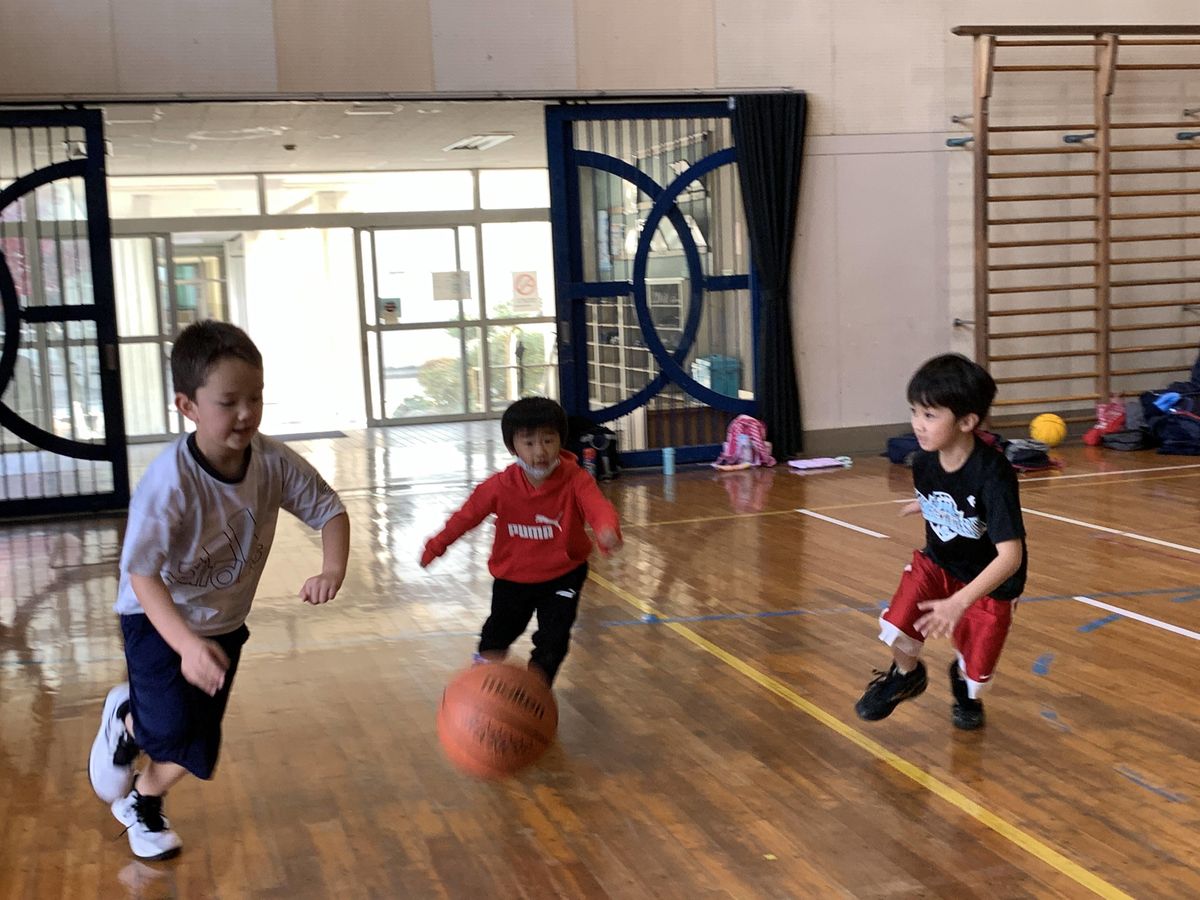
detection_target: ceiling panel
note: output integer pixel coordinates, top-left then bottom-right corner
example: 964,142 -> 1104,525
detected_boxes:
97,100 -> 550,174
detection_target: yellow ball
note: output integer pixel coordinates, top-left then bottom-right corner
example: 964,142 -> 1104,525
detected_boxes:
1030,413 -> 1067,448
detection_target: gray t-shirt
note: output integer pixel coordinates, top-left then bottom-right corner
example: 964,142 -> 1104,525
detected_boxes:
114,433 -> 345,635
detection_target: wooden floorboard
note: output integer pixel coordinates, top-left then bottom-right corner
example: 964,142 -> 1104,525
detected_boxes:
2,439 -> 1199,897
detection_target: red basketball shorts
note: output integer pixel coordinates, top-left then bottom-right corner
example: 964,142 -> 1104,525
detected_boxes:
877,550 -> 1015,699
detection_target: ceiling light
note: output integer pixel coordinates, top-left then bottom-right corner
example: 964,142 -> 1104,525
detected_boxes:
104,106 -> 164,126
344,103 -> 401,116
187,126 -> 287,142
442,133 -> 515,152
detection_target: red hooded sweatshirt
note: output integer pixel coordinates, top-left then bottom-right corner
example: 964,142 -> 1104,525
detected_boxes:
423,450 -> 621,584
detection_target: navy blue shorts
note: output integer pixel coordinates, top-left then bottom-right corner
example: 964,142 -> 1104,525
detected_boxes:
121,614 -> 250,780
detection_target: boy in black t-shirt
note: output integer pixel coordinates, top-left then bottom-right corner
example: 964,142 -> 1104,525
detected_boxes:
855,354 -> 1027,730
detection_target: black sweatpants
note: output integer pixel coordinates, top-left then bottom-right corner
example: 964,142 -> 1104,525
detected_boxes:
478,563 -> 588,685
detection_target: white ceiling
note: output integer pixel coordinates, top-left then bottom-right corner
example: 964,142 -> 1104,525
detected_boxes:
100,100 -> 550,175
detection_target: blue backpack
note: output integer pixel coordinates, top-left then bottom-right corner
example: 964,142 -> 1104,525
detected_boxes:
1152,411 -> 1200,455
885,433 -> 921,466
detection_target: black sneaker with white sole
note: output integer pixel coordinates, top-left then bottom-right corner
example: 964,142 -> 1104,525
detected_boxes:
948,660 -> 985,730
854,661 -> 928,721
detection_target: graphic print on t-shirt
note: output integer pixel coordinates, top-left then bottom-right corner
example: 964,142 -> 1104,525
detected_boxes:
917,490 -> 987,543
166,508 -> 266,590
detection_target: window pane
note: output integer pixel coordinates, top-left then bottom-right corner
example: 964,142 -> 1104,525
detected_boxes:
485,322 -> 557,409
265,171 -> 473,214
372,229 -> 470,325
479,169 -> 550,209
120,342 -> 167,437
112,238 -> 159,337
107,176 -> 260,218
382,328 -> 473,418
481,222 -> 555,319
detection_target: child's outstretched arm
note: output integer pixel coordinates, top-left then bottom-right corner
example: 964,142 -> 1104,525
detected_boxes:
576,474 -> 623,557
300,511 -> 350,604
131,573 -> 229,697
420,479 -> 498,567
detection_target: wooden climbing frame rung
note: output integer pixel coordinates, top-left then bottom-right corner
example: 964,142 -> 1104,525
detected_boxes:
960,24 -> 1200,402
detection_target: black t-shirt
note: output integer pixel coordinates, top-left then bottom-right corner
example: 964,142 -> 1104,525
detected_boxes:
912,437 -> 1027,600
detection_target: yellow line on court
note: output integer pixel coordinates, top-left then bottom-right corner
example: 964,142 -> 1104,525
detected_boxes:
589,572 -> 1133,900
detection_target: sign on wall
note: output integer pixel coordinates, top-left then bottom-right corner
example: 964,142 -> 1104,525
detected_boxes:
511,270 -> 541,313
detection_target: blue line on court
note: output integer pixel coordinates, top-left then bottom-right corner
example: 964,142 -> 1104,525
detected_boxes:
8,583 -> 1200,670
602,604 -> 884,627
1078,613 -> 1122,633
1032,654 -> 1054,675
1114,765 -> 1187,803
1040,709 -> 1070,732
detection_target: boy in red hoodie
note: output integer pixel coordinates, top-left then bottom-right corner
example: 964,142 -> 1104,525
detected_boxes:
420,397 -> 622,685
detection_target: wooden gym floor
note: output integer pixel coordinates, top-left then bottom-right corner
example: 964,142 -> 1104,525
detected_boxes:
2,425 -> 1199,898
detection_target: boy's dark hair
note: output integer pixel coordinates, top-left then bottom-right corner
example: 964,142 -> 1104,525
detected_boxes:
171,320 -> 263,398
907,353 -> 997,422
501,397 -> 568,451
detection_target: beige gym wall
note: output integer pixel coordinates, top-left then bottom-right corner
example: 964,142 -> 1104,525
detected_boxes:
2,0 -> 1198,435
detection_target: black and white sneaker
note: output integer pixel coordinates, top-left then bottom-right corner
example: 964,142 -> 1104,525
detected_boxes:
89,684 -> 139,803
855,661 -> 928,721
949,660 -> 985,730
112,786 -> 182,861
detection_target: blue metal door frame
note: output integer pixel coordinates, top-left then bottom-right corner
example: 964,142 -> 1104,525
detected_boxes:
546,102 -> 761,467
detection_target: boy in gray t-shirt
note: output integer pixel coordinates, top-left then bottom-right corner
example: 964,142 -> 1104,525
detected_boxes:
88,321 -> 350,861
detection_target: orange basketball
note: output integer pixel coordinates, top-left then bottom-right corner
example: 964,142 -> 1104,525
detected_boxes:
436,663 -> 558,779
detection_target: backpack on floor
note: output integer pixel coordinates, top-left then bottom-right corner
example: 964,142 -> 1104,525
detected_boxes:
1002,438 -> 1058,472
1152,410 -> 1200,456
885,433 -> 921,466
1101,429 -> 1150,451
713,415 -> 776,468
567,416 -> 620,480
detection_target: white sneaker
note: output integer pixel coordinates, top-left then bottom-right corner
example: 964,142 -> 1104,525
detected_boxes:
89,684 -> 139,803
112,789 -> 182,860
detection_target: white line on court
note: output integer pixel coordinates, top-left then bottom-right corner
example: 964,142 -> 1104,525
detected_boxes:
796,508 -> 888,539
1073,595 -> 1200,642
1021,462 -> 1200,483
1021,507 -> 1200,557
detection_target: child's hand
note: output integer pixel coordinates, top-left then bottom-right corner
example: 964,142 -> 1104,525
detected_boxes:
595,527 -> 623,557
180,638 -> 230,696
300,570 -> 343,605
899,500 -> 922,517
915,594 -> 970,639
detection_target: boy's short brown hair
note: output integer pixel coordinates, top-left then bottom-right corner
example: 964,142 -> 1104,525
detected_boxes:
171,320 -> 262,398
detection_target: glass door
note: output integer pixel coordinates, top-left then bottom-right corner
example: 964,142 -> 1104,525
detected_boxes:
359,226 -> 483,423
112,234 -> 174,438
113,231 -> 236,440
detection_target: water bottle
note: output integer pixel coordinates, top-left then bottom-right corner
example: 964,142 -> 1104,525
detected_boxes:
582,446 -> 597,478
662,446 -> 676,476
